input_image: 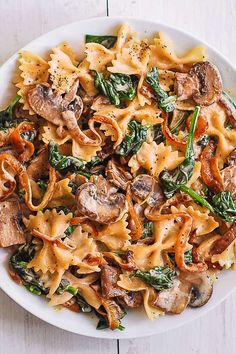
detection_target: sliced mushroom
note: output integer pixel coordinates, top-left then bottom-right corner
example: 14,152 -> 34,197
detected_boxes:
0,198 -> 25,247
130,174 -> 164,207
27,81 -> 83,126
183,272 -> 213,308
106,158 -> 132,190
175,61 -> 222,106
153,271 -> 213,313
101,265 -> 125,298
76,175 -> 127,224
118,291 -> 143,308
221,164 -> 236,200
153,278 -> 192,314
174,73 -> 199,101
211,223 -> 236,255
101,298 -> 125,330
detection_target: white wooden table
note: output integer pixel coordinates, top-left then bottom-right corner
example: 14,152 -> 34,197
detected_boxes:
0,1 -> 236,353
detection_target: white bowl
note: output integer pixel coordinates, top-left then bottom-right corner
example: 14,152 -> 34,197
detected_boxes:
0,17 -> 235,339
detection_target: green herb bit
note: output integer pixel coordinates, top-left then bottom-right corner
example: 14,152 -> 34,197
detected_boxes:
36,179 -> 48,195
64,225 -> 77,237
54,206 -> 71,215
134,266 -> 175,291
141,221 -> 153,239
168,250 -> 192,265
146,67 -> 176,112
85,34 -> 117,49
116,121 -> 150,156
25,284 -> 42,296
48,141 -> 85,171
160,106 -> 200,198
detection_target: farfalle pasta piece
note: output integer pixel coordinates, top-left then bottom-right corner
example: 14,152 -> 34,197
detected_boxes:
57,41 -> 78,66
204,103 -> 236,168
128,141 -> 184,176
48,178 -> 75,208
211,239 -> 236,270
16,51 -> 49,114
149,32 -> 206,70
41,123 -> 70,145
48,44 -> 80,94
118,273 -> 164,320
85,43 -> 115,72
97,214 -> 131,250
23,209 -> 73,239
171,205 -> 219,236
77,58 -> 97,96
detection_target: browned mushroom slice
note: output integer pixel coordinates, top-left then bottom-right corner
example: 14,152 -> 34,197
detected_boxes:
174,61 -> 222,106
226,149 -> 236,166
221,164 -> 236,200
189,61 -> 222,106
27,82 -> 83,126
101,265 -> 125,298
211,223 -> 236,255
153,278 -> 192,314
106,158 -> 132,190
0,199 -> 25,247
118,291 -> 143,308
101,298 -> 125,330
183,272 -> 213,308
76,175 -> 127,224
174,73 -> 199,101
130,174 -> 164,207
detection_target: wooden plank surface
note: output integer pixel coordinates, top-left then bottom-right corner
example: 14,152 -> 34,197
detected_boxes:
0,1 -> 236,353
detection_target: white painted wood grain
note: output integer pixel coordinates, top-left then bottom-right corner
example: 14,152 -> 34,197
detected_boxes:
0,1 -> 236,354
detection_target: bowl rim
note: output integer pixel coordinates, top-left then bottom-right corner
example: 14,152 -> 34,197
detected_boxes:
0,15 -> 235,339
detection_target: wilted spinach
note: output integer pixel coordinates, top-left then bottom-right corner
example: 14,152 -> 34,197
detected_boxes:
9,242 -> 48,295
85,34 -> 117,49
36,179 -> 48,196
64,225 -> 77,237
134,266 -> 175,291
94,71 -> 137,106
20,130 -> 36,142
141,221 -> 153,239
116,121 -> 150,156
75,293 -> 92,313
160,106 -> 200,198
168,250 -> 193,266
0,95 -> 21,130
48,141 -> 85,171
56,279 -> 78,296
146,67 -> 176,112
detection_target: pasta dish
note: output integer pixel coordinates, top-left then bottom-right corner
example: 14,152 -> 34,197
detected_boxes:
1,24 -> 236,331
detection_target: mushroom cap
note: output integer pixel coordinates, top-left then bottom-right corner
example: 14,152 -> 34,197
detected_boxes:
130,174 -> 164,207
106,158 -> 132,190
76,175 -> 127,224
190,61 -> 222,106
27,83 -> 83,125
187,272 -> 213,308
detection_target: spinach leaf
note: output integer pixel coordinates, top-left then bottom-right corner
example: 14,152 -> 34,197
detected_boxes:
75,293 -> 92,313
36,179 -> 48,195
56,279 -> 78,296
160,106 -> 200,198
54,206 -> 71,215
146,67 -> 176,112
87,156 -> 102,168
96,314 -> 125,331
9,242 -> 48,295
134,266 -> 175,291
64,225 -> 77,237
211,191 -> 236,222
85,34 -> 117,49
94,71 -> 137,106
152,124 -> 165,144
168,250 -> 192,266
0,95 -> 21,130
141,221 -> 153,239
116,121 -> 150,156
68,181 -> 78,194
179,186 -> 236,222
171,112 -> 190,135
48,141 -> 85,171
109,73 -> 137,101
